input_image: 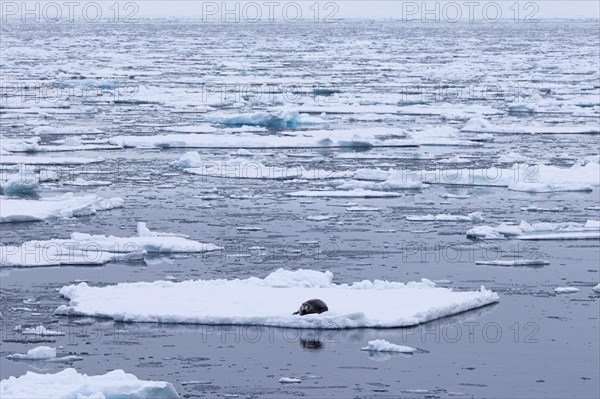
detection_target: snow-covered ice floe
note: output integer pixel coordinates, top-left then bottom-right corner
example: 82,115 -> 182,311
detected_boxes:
554,287 -> 580,294
6,346 -> 56,360
32,126 -> 104,135
54,269 -> 499,328
0,193 -> 123,223
461,118 -> 600,135
0,155 -> 104,165
174,154 -> 349,181
273,103 -> 501,119
110,127 -> 419,149
406,212 -> 483,222
306,214 -> 338,221
467,220 -> 600,240
206,110 -> 324,129
361,339 -> 416,353
1,223 -> 221,267
278,377 -> 302,384
286,189 -> 401,198
475,260 -> 550,267
21,325 -> 64,336
329,177 -> 426,191
0,136 -> 40,154
6,346 -> 82,362
0,368 -> 179,399
424,159 -> 600,193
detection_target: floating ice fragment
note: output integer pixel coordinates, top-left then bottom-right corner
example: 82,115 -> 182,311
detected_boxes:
360,339 -> 416,353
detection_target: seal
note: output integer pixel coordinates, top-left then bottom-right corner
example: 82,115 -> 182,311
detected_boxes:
292,299 -> 328,316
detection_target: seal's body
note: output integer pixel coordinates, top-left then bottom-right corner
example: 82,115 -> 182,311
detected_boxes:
293,299 -> 328,316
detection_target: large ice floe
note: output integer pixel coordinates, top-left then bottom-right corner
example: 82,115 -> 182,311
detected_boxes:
1,223 -> 222,267
172,153 -> 352,181
467,220 -> 600,240
461,117 -> 600,135
423,159 -> 600,193
54,269 -> 499,328
0,155 -> 105,165
110,127 -> 418,149
0,193 -> 123,223
0,368 -> 179,399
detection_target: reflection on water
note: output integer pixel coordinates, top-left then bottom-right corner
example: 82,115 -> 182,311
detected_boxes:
300,339 -> 323,350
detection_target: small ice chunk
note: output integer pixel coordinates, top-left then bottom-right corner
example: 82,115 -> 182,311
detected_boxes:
21,325 -> 65,336
6,346 -> 56,360
306,214 -> 338,221
476,260 -> 550,266
278,377 -> 302,383
554,287 -> 580,294
287,189 -> 400,198
407,212 -> 483,222
361,339 -> 416,353
171,151 -> 202,168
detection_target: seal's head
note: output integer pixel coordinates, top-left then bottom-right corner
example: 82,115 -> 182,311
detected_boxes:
293,299 -> 328,316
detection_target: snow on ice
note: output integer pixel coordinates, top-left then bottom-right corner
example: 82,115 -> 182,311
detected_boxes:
360,339 -> 416,353
54,269 -> 499,328
0,193 -> 124,223
0,368 -> 179,399
467,220 -> 600,240
1,223 -> 221,267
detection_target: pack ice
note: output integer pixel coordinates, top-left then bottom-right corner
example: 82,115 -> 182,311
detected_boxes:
0,193 -> 124,223
0,368 -> 179,399
1,223 -> 222,267
54,269 -> 499,328
467,220 -> 600,240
